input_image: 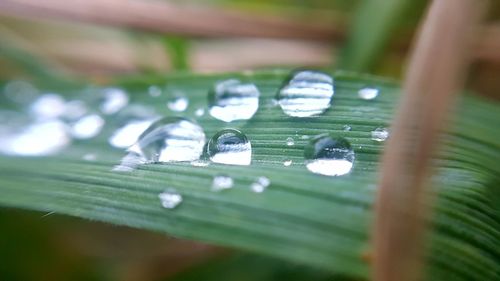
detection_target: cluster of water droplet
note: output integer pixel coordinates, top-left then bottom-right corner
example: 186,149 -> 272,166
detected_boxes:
1,70 -> 390,211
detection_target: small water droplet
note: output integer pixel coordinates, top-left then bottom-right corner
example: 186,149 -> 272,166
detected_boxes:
4,80 -> 38,104
83,153 -> 97,161
30,94 -> 66,120
69,114 -> 105,139
100,88 -> 129,115
286,137 -> 294,146
300,135 -> 310,140
0,120 -> 70,156
304,134 -> 354,176
277,70 -> 334,117
283,159 -> 292,166
343,125 -> 352,131
109,119 -> 156,149
250,176 -> 270,193
148,85 -> 162,97
358,87 -> 379,100
158,189 -> 182,209
209,79 -> 260,122
212,175 -> 234,191
207,129 -> 251,166
167,96 -> 189,112
371,127 -> 389,142
195,108 -> 205,117
128,117 -> 205,163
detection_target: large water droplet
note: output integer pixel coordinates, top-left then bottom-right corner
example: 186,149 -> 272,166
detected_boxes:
69,114 -> 105,139
250,176 -> 270,193
100,88 -> 129,115
277,70 -> 334,117
167,96 -> 189,112
158,189 -> 182,209
371,127 -> 389,142
128,117 -> 205,163
207,129 -> 251,165
0,120 -> 70,156
358,87 -> 379,100
212,175 -> 234,191
304,134 -> 354,176
209,79 -> 260,122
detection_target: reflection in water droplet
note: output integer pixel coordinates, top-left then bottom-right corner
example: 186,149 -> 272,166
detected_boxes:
304,134 -> 354,176
207,129 -> 251,166
148,86 -> 162,97
112,152 -> 145,172
167,96 -> 189,112
195,108 -> 205,117
343,125 -> 352,131
158,189 -> 182,209
277,70 -> 334,117
286,137 -> 294,146
250,176 -> 270,193
0,120 -> 70,156
70,114 -> 105,139
283,159 -> 292,166
358,87 -> 379,100
109,119 -> 156,149
83,153 -> 97,161
371,127 -> 389,142
209,79 -> 260,122
128,117 -> 205,163
212,175 -> 234,191
30,94 -> 66,120
100,88 -> 129,115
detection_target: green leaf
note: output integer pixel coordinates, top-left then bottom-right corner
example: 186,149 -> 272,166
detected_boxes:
0,70 -> 499,280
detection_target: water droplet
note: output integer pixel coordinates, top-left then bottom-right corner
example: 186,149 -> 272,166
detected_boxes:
29,94 -> 66,120
100,88 -> 129,115
167,96 -> 189,112
250,176 -> 270,193
286,137 -> 294,146
0,120 -> 70,156
158,189 -> 182,209
109,119 -> 156,149
209,79 -> 260,122
358,87 -> 379,100
371,127 -> 389,142
300,135 -> 310,140
128,117 -> 205,163
62,100 -> 88,121
148,85 -> 162,97
112,152 -> 145,172
343,125 -> 352,131
4,80 -> 38,104
304,134 -> 354,176
83,153 -> 97,161
283,160 -> 293,166
194,108 -> 205,117
277,70 -> 334,117
69,114 -> 105,139
207,129 -> 251,166
211,175 -> 234,192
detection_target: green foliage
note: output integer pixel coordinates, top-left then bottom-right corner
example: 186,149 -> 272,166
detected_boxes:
0,70 -> 499,280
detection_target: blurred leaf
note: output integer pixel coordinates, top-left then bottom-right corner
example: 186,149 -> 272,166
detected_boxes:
338,0 -> 426,72
0,70 -> 499,281
162,36 -> 190,71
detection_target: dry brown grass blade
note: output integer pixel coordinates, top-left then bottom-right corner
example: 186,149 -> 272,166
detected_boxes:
0,0 -> 340,41
373,1 -> 487,281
